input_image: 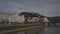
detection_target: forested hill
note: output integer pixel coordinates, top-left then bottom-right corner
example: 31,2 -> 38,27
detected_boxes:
47,16 -> 60,23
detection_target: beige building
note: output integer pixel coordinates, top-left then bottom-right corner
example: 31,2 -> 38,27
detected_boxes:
9,15 -> 25,24
43,17 -> 49,26
0,13 -> 25,25
27,17 -> 40,24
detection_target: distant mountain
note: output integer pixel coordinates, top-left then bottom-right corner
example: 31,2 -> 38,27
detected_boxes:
47,16 -> 60,23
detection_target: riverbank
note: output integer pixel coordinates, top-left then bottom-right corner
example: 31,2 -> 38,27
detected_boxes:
0,24 -> 44,33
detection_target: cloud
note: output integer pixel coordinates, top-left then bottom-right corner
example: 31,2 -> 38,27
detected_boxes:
0,0 -> 60,17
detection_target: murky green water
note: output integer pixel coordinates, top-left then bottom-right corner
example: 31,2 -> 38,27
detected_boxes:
1,23 -> 60,34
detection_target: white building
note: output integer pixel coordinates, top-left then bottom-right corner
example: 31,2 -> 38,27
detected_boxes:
27,17 -> 40,24
0,13 -> 25,25
9,15 -> 25,24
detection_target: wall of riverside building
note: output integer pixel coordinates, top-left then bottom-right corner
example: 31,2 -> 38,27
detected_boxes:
0,14 -> 25,24
9,15 -> 25,24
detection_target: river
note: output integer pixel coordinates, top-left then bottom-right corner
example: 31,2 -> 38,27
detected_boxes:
1,23 -> 60,34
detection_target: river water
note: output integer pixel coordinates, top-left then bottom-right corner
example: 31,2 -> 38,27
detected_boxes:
1,23 -> 60,34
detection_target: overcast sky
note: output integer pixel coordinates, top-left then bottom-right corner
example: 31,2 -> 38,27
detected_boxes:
0,0 -> 60,17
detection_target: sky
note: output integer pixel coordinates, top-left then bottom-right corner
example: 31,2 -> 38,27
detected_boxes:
0,0 -> 60,17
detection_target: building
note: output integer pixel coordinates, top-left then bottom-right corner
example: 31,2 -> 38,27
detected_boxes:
0,12 -> 25,25
9,15 -> 25,24
19,12 -> 42,24
27,17 -> 40,24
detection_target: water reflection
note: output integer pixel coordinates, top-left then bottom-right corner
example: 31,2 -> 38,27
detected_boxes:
2,27 -> 44,34
44,27 -> 49,33
24,27 -> 44,34
1,25 -> 60,34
